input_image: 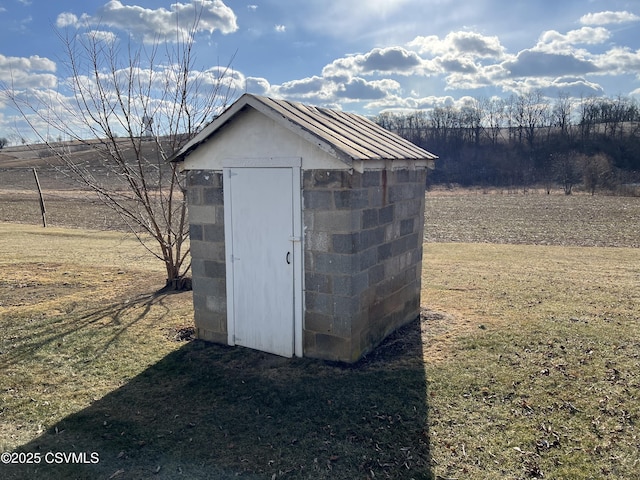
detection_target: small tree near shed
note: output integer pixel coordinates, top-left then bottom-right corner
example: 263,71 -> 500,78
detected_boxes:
7,14 -> 234,289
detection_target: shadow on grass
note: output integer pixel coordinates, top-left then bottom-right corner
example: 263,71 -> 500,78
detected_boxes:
3,319 -> 431,480
1,291 -> 178,367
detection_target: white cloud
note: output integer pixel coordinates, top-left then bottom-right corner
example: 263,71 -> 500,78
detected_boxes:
0,54 -> 56,73
580,10 -> 640,25
245,76 -> 271,95
407,32 -> 505,59
85,30 -> 117,44
0,54 -> 58,89
277,76 -> 328,97
593,47 -> 640,75
335,78 -> 400,100
56,12 -> 78,28
502,50 -> 599,78
535,27 -> 610,53
275,25 -> 286,33
247,5 -> 258,11
499,76 -> 604,98
322,46 -> 429,79
57,0 -> 238,44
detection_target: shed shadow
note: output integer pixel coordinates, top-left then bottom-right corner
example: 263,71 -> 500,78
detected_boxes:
4,318 -> 431,480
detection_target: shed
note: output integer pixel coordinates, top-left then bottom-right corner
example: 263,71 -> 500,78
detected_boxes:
170,93 -> 437,363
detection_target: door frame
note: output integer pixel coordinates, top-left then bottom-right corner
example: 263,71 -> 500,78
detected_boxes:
222,157 -> 303,357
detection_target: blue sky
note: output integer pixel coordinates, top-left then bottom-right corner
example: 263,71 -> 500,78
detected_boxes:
1,0 -> 640,141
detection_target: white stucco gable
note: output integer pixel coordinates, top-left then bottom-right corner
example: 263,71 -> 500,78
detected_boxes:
181,107 -> 348,171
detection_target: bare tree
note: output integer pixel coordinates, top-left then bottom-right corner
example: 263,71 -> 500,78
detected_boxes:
552,152 -> 582,195
581,153 -> 613,195
7,15 -> 234,289
552,92 -> 573,141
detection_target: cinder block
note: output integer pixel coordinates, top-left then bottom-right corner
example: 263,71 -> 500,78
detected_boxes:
334,189 -> 369,209
305,291 -> 335,315
359,226 -> 385,250
395,200 -> 422,219
333,271 -> 368,296
303,190 -> 333,210
196,328 -> 228,344
306,231 -> 331,252
190,240 -> 225,262
203,224 -> 225,242
313,209 -> 360,232
396,169 -> 418,183
305,272 -> 332,294
189,224 -> 203,241
379,205 -> 394,224
388,184 -> 416,203
330,313 -> 355,338
314,333 -> 353,362
206,294 -> 227,313
203,187 -> 223,205
191,259 -> 205,277
314,252 -> 356,274
187,170 -> 217,187
362,208 -> 379,229
377,243 -> 392,261
186,187 -> 202,206
334,295 -> 361,316
368,187 -> 384,208
332,232 -> 361,254
368,263 -> 385,286
192,276 -> 226,298
362,170 -> 381,187
384,222 -> 401,242
203,260 -> 226,278
358,248 -> 378,270
189,205 -> 219,224
305,311 -> 333,333
305,170 -> 353,189
400,218 -> 415,236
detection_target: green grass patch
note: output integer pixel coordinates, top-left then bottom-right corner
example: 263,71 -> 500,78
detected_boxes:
422,243 -> 640,479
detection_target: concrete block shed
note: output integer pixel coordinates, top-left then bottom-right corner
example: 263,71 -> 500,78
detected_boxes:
170,93 -> 437,362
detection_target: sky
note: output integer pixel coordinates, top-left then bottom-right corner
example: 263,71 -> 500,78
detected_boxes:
1,0 -> 640,142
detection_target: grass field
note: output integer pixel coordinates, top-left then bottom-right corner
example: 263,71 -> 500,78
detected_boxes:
1,188 -> 639,479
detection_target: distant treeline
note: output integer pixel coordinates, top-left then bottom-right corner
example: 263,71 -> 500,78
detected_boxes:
375,92 -> 640,194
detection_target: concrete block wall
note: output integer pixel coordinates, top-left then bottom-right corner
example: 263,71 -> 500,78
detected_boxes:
185,167 -> 427,363
303,168 -> 427,362
185,170 -> 228,344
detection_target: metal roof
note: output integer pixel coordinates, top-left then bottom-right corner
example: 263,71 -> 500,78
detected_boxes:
170,94 -> 437,166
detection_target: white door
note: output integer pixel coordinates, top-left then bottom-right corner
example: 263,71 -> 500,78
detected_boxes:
224,166 -> 297,357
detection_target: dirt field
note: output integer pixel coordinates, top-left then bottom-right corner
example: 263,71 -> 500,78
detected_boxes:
424,188 -> 640,247
2,163 -> 640,247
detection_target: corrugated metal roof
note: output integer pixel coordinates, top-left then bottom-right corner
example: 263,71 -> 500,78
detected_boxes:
170,93 -> 437,165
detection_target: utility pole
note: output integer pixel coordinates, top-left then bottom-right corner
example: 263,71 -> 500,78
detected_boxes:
32,168 -> 47,227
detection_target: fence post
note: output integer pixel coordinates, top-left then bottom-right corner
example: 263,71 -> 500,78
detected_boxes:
32,168 -> 47,227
